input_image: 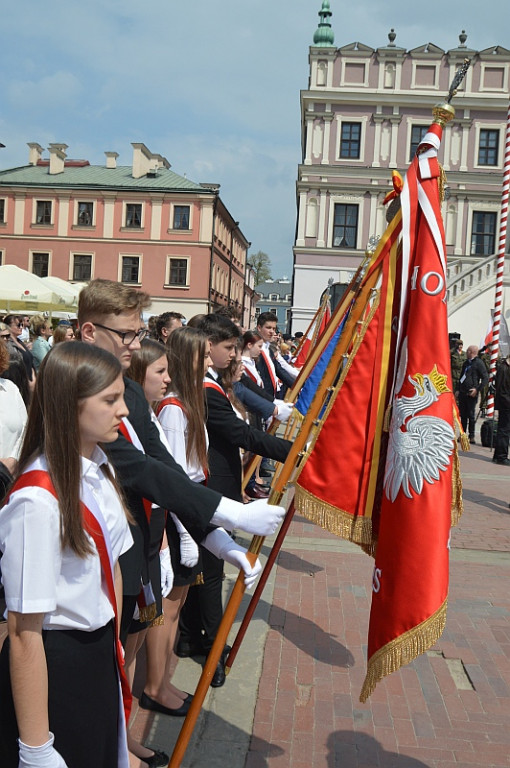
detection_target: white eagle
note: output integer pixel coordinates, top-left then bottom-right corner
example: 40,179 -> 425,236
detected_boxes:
384,367 -> 455,502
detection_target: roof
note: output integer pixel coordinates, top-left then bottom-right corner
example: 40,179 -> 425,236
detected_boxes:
0,164 -> 209,193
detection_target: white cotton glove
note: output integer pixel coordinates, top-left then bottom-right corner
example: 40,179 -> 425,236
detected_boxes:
203,528 -> 262,589
273,400 -> 294,423
18,733 -> 68,767
170,513 -> 199,567
212,497 -> 285,536
159,546 -> 174,598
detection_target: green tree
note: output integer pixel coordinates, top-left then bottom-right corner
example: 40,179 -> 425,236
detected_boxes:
247,250 -> 272,286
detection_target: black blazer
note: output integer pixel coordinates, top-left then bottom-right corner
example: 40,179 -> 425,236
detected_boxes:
256,348 -> 295,398
204,376 -> 291,502
104,378 -> 221,594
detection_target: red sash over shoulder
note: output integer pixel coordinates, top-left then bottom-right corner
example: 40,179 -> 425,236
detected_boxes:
203,379 -> 228,398
9,470 -> 132,727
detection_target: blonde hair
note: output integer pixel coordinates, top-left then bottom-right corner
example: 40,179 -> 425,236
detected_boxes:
78,278 -> 151,324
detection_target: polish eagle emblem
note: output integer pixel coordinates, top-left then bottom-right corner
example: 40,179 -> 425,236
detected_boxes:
384,365 -> 455,502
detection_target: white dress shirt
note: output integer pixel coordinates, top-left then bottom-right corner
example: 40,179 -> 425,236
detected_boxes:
0,377 -> 27,459
156,394 -> 207,483
0,449 -> 133,630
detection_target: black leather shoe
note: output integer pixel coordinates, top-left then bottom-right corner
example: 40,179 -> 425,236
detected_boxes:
209,645 -> 231,688
139,692 -> 191,717
496,458 -> 510,466
245,484 -> 270,499
174,638 -> 205,658
144,749 -> 170,768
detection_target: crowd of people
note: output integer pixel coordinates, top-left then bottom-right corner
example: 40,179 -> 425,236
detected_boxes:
0,283 -> 305,767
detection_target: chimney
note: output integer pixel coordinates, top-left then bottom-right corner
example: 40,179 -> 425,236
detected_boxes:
131,143 -> 152,179
48,143 -> 68,175
105,151 -> 119,169
27,142 -> 44,166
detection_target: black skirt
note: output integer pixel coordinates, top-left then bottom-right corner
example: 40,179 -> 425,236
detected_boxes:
0,621 -> 120,768
166,512 -> 202,587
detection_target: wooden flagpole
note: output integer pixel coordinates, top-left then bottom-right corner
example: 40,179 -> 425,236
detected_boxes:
167,224 -> 399,768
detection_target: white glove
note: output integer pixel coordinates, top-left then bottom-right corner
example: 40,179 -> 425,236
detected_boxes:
212,497 -> 285,536
159,547 -> 174,598
18,733 -> 68,767
170,513 -> 199,567
203,528 -> 262,588
273,400 -> 294,423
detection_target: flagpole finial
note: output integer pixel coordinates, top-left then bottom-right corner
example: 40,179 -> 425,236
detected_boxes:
431,57 -> 471,127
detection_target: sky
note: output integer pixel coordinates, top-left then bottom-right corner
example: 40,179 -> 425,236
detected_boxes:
1,0 -> 509,278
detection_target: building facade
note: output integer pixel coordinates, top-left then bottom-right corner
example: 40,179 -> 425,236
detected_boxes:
254,278 -> 292,329
291,0 -> 510,344
0,142 -> 251,319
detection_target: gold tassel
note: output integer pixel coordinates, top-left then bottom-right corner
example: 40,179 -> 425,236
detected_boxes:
459,433 -> 470,451
359,599 -> 447,703
139,603 -> 157,624
294,484 -> 376,555
192,572 -> 204,587
451,445 -> 464,527
150,614 -> 165,627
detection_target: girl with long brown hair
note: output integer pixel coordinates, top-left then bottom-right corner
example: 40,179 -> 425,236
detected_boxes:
0,342 -> 133,768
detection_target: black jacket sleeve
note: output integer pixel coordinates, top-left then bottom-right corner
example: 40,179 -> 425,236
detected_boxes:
105,379 -> 221,532
234,378 -> 275,421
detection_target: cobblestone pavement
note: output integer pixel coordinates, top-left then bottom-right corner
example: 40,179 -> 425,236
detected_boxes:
129,434 -> 510,767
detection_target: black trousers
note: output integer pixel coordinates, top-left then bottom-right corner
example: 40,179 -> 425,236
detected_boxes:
0,622 -> 119,768
458,392 -> 477,439
178,545 -> 224,652
494,408 -> 510,461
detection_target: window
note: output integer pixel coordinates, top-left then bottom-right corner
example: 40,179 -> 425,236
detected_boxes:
255,307 -> 261,317
269,293 -> 279,301
478,130 -> 499,166
173,205 -> 190,230
340,122 -> 361,159
269,307 -> 278,316
77,201 -> 93,226
168,257 -> 188,286
0,199 -> 4,223
121,256 -> 140,283
36,201 -> 52,225
409,125 -> 428,161
125,204 -> 142,228
333,204 -> 358,248
285,294 -> 292,301
471,212 -> 497,256
32,252 -> 49,277
73,254 -> 92,281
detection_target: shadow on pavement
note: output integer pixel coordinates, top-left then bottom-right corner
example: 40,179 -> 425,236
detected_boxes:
273,548 -> 324,574
462,487 -> 510,514
327,731 -> 431,767
268,603 -> 355,668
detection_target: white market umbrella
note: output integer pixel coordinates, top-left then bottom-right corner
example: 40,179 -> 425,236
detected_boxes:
0,265 -> 77,312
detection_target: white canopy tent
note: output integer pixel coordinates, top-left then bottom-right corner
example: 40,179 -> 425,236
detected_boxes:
0,265 -> 78,313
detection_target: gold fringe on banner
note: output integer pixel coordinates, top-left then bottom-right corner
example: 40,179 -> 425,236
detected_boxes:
294,484 -> 376,555
359,598 -> 447,703
450,444 -> 464,527
150,614 -> 165,627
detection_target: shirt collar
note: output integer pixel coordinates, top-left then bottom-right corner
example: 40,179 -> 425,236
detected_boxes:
81,445 -> 109,480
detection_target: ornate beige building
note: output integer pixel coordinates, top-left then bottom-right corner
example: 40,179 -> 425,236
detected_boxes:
291,1 -> 510,344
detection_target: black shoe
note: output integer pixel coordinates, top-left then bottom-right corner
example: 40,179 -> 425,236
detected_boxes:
174,638 -> 205,658
469,438 -> 476,444
245,484 -> 270,499
139,692 -> 191,717
144,749 -> 170,768
208,645 -> 231,688
496,458 -> 510,466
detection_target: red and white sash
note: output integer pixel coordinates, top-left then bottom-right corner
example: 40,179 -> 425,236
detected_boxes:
156,396 -> 186,416
203,378 -> 229,398
260,347 -> 278,393
9,462 -> 131,768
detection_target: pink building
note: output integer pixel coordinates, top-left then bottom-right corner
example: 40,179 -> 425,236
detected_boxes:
0,142 -> 255,322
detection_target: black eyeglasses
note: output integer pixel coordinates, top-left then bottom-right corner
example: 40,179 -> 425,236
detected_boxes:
0,334 -> 10,339
93,322 -> 148,345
